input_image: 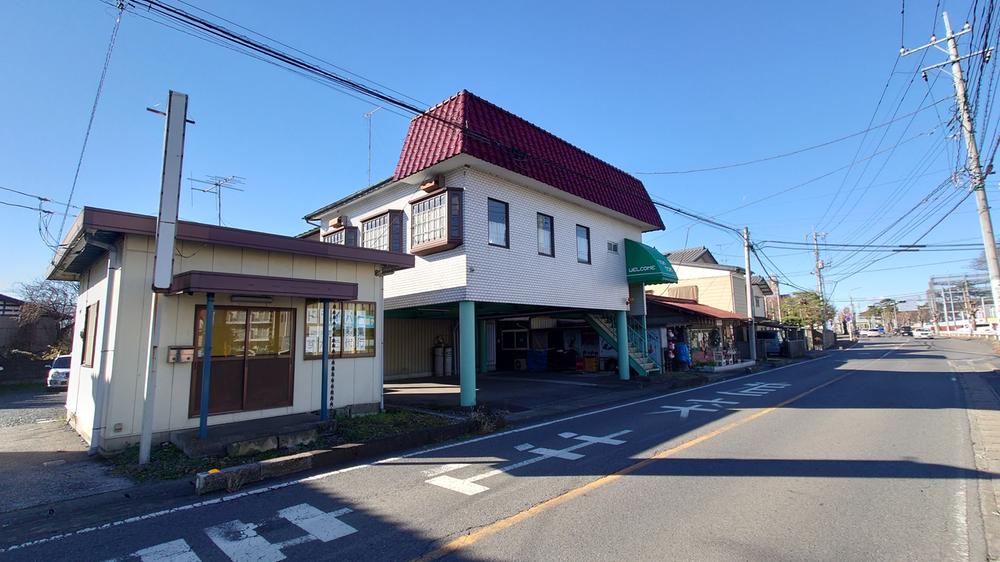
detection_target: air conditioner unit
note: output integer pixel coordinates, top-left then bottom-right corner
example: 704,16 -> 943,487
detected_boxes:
513,358 -> 528,371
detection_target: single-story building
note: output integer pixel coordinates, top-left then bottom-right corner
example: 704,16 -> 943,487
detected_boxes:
48,207 -> 413,454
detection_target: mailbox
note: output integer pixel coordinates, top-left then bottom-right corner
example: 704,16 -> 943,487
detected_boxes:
167,346 -> 195,363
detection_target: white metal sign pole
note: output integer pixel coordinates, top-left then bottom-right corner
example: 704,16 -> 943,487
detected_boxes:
139,91 -> 188,465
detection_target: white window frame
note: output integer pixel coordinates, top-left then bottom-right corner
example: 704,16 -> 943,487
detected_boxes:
362,213 -> 390,251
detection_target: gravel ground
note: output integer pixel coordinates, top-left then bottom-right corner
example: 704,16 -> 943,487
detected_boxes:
0,386 -> 67,428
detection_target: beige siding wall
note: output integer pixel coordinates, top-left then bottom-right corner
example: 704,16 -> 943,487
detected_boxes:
94,234 -> 383,449
384,318 -> 455,379
649,276 -> 736,313
65,255 -> 112,442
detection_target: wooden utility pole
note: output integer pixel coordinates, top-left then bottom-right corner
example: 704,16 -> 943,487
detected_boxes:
743,226 -> 757,361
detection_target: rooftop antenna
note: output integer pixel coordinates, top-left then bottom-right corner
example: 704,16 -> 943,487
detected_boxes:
188,175 -> 245,226
363,107 -> 382,186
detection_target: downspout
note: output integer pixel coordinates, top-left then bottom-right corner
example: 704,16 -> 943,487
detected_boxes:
87,239 -> 119,456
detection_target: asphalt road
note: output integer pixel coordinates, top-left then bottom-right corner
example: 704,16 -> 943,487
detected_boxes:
2,337 -> 994,561
0,385 -> 65,428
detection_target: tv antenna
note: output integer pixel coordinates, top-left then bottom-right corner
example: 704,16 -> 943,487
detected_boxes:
188,175 -> 245,226
363,107 -> 382,186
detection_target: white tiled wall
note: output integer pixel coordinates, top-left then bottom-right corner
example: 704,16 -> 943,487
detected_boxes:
316,166 -> 641,312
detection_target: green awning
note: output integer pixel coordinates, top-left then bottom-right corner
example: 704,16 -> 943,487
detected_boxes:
625,239 -> 678,284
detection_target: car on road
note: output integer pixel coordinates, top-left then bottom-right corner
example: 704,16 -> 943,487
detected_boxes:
45,355 -> 71,391
860,328 -> 882,337
914,329 -> 934,339
899,326 -> 913,336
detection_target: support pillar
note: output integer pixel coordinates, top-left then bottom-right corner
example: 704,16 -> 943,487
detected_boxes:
459,301 -> 476,407
477,319 -> 488,373
198,292 -> 215,439
616,310 -> 629,381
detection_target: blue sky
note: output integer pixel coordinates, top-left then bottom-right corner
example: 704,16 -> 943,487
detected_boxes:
0,0 -> 991,312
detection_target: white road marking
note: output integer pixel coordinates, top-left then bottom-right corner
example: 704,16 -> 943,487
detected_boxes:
204,504 -> 355,562
651,404 -> 718,418
125,539 -> 201,562
205,520 -> 283,562
514,443 -> 535,451
424,475 -> 491,496
558,432 -> 578,438
420,463 -> 470,477
572,434 -> 627,446
527,448 -> 584,460
426,430 -> 632,496
687,398 -> 739,406
276,505 -> 355,543
1,356 -> 833,555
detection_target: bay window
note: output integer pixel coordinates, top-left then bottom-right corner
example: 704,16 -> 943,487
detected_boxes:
409,187 -> 463,255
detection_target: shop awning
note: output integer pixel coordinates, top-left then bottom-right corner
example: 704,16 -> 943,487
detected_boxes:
169,271 -> 358,300
625,239 -> 678,284
647,295 -> 748,320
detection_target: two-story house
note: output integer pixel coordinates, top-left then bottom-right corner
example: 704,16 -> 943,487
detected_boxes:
652,246 -> 771,319
305,91 -> 676,406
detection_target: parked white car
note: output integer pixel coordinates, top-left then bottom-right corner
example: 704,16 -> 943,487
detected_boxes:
46,355 -> 71,391
913,329 -> 934,339
860,328 -> 882,337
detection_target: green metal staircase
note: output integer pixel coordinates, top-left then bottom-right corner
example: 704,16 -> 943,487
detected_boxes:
584,312 -> 661,377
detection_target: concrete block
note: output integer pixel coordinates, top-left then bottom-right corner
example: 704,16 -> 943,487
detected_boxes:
195,463 -> 262,495
278,429 -> 318,450
259,452 -> 313,479
226,435 -> 278,458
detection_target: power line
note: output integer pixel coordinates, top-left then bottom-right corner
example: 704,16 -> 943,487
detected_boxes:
0,200 -> 53,213
633,98 -> 949,176
54,1 -> 124,250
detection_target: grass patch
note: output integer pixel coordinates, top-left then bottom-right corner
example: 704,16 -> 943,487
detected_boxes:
335,410 -> 451,443
108,410 -> 454,483
107,443 -> 289,483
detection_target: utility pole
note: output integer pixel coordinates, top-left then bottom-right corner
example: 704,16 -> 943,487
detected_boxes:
963,279 -> 979,332
946,286 -> 956,330
743,226 -> 757,361
812,228 -> 827,329
139,91 -> 189,465
904,12 -> 1000,340
850,296 -> 858,339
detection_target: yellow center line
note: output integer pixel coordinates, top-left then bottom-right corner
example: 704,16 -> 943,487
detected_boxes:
412,371 -> 852,562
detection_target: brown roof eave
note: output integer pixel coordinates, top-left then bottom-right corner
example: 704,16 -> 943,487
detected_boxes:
48,207 -> 415,280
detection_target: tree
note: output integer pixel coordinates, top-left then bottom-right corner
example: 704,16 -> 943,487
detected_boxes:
780,291 -> 834,329
13,279 -> 78,354
15,279 -> 77,325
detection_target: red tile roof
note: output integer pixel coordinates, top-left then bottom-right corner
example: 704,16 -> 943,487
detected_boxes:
646,294 -> 748,321
393,91 -> 664,231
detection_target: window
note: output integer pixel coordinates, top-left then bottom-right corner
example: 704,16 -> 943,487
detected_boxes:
537,213 -> 554,256
409,188 -> 464,256
412,192 -> 447,246
362,214 -> 389,251
576,225 -> 591,264
607,241 -> 619,254
501,329 -> 529,350
488,198 -> 509,248
304,301 -> 377,359
324,229 -> 345,245
192,306 -> 295,416
81,302 -> 99,367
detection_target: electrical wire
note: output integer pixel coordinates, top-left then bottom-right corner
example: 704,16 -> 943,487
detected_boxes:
54,1 -> 124,252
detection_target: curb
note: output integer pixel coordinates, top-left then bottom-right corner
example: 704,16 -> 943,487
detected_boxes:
194,420 -> 476,495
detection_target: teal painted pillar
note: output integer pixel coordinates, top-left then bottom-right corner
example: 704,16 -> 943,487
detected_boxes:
477,319 -> 488,373
459,301 -> 477,406
616,310 -> 629,381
